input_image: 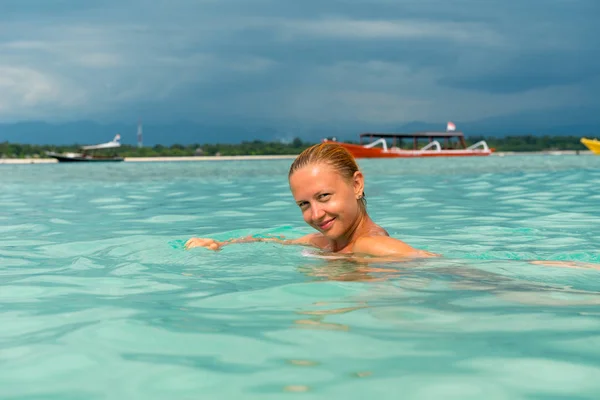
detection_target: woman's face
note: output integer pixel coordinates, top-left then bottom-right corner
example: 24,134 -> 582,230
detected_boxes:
289,163 -> 364,240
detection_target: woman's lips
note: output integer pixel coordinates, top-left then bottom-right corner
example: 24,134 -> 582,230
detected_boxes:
319,218 -> 335,230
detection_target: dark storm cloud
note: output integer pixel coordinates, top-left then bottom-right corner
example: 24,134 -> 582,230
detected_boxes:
0,0 -> 597,127
439,48 -> 600,94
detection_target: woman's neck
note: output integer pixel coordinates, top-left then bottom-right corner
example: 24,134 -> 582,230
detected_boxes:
330,211 -> 375,252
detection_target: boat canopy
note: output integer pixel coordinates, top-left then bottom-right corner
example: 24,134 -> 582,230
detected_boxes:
360,131 -> 466,139
81,134 -> 121,151
359,131 -> 468,149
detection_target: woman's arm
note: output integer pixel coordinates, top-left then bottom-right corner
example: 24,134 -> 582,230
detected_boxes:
352,236 -> 440,259
185,233 -> 321,251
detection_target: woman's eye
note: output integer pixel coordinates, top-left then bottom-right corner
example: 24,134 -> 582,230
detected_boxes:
319,193 -> 331,200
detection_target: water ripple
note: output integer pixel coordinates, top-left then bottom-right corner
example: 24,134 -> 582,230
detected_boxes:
0,157 -> 599,398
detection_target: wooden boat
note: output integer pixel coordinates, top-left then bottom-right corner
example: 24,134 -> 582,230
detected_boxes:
581,138 -> 600,155
325,129 -> 493,158
47,134 -> 124,162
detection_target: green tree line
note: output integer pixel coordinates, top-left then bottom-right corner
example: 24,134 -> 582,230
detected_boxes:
0,135 -> 591,158
467,135 -> 589,152
0,138 -> 309,158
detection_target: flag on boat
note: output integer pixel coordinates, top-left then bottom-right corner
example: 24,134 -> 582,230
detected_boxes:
446,121 -> 456,131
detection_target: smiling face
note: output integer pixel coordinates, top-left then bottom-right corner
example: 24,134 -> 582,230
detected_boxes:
289,162 -> 364,240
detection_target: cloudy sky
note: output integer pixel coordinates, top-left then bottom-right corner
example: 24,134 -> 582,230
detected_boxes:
0,0 -> 597,132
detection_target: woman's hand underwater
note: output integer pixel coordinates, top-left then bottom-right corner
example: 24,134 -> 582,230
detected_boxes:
185,238 -> 222,251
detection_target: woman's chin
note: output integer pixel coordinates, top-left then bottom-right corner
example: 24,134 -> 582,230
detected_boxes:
321,229 -> 342,241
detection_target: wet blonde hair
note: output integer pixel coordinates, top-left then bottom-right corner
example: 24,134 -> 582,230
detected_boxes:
289,142 -> 367,209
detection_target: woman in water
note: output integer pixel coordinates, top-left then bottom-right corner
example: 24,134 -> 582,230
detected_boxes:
185,142 -> 436,259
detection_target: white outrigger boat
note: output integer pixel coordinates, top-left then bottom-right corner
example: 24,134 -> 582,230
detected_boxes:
46,134 -> 124,162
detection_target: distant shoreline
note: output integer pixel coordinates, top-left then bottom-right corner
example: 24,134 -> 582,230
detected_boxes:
0,150 -> 594,164
0,155 -> 297,164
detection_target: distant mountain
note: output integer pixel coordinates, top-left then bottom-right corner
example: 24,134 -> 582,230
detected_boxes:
1,107 -> 597,145
393,107 -> 599,138
449,107 -> 600,137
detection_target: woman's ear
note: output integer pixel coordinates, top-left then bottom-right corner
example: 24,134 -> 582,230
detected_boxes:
352,171 -> 364,199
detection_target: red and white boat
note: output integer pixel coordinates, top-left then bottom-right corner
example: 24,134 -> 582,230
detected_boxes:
325,123 -> 494,158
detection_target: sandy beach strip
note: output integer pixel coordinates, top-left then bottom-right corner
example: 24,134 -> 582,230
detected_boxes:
0,151 -> 593,164
0,155 -> 297,164
0,158 -> 58,164
125,155 -> 297,162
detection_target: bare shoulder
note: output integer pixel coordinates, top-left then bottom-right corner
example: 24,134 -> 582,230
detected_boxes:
353,235 -> 438,258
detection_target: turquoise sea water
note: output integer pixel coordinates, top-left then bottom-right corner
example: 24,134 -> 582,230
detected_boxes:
1,155 -> 600,399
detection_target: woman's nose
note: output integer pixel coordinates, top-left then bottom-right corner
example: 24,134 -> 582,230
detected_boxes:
311,204 -> 325,220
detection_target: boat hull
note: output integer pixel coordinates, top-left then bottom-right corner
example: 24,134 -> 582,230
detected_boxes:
581,138 -> 600,155
335,142 -> 493,158
47,152 -> 124,162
